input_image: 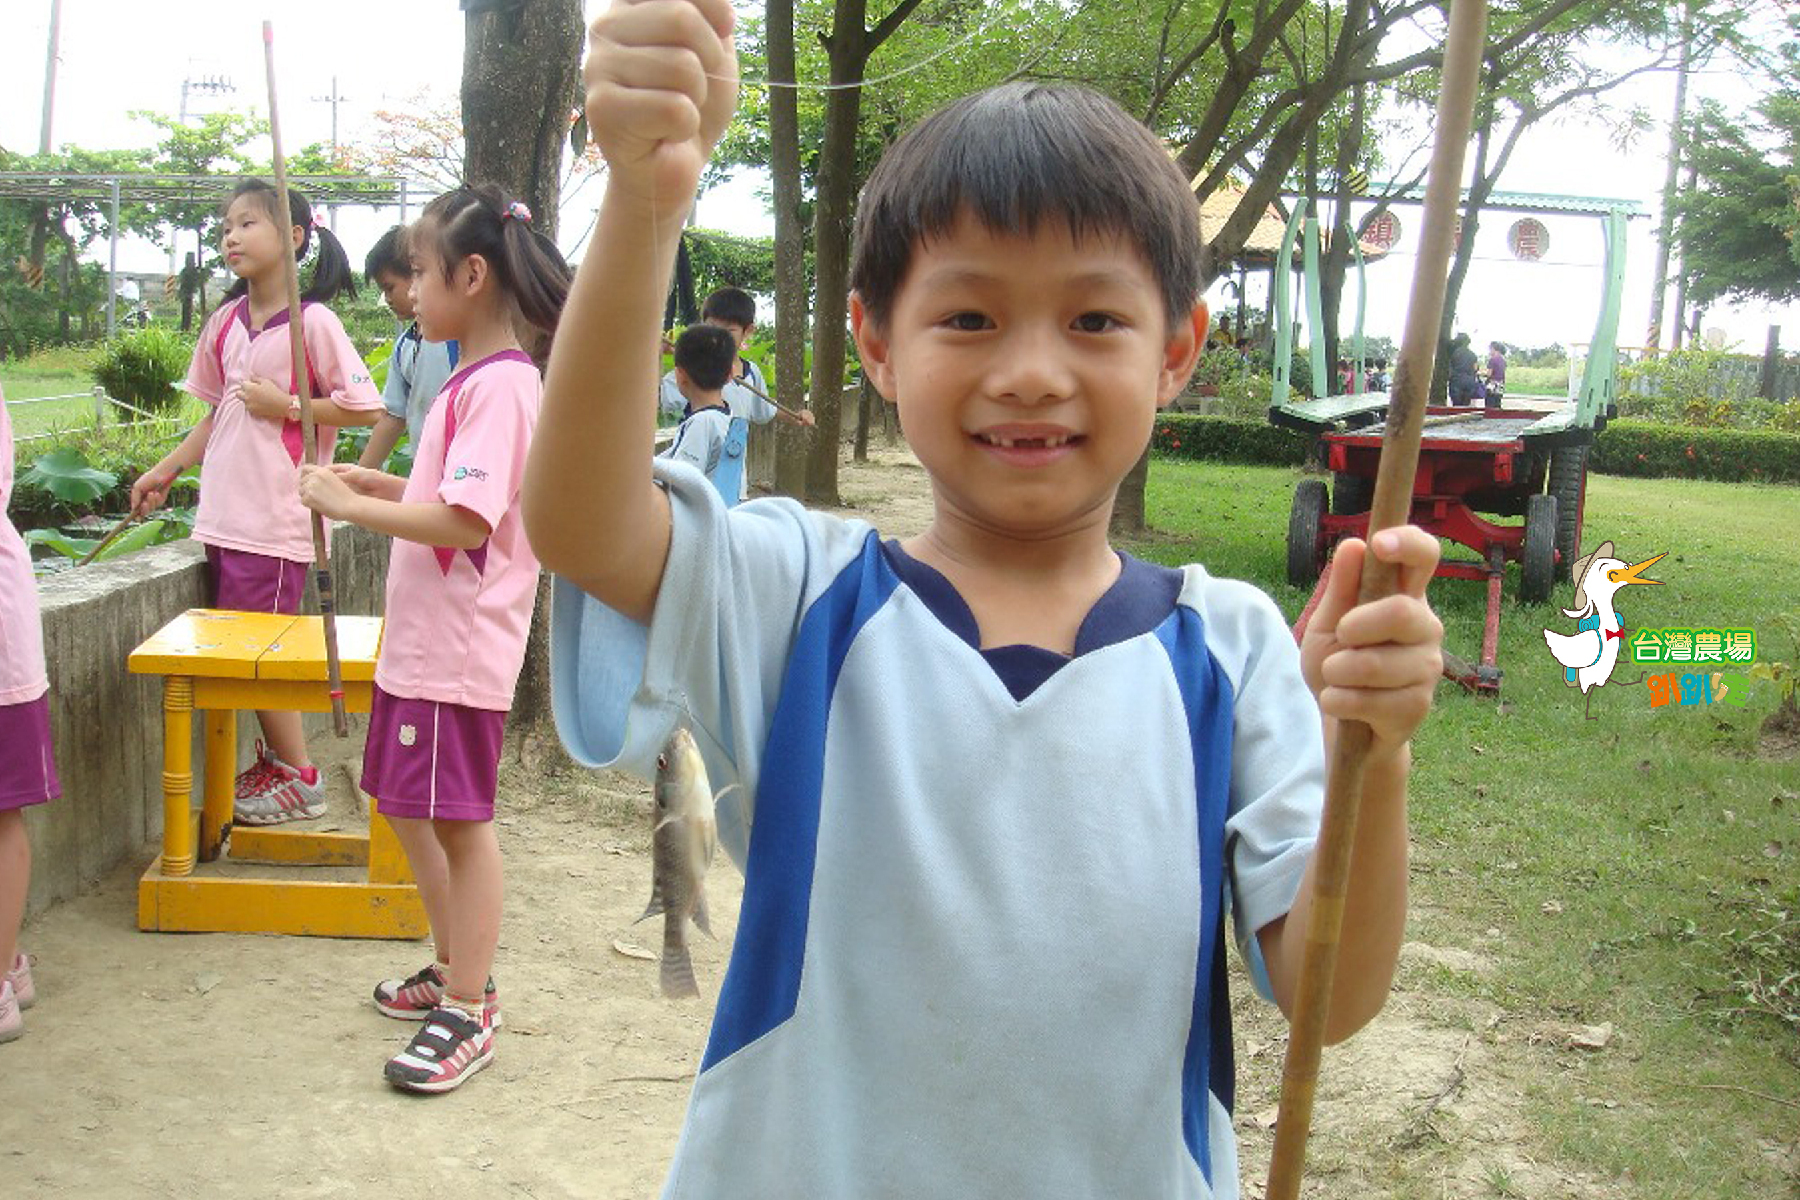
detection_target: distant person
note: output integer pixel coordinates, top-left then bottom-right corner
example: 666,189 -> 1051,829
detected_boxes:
129,178 -> 381,828
1367,358 -> 1390,392
662,323 -> 750,507
358,225 -> 459,470
0,384 -> 61,1044
1484,341 -> 1507,409
1448,332 -> 1481,406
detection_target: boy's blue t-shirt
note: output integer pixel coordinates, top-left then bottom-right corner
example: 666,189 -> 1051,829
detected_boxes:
549,462 -> 1325,1200
382,326 -> 459,449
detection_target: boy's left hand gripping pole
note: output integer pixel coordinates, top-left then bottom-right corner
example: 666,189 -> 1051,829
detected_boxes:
264,20 -> 349,737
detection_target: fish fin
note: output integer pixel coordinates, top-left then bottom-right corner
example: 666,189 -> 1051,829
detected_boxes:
660,932 -> 700,1000
692,888 -> 714,939
636,879 -> 665,924
712,782 -> 741,806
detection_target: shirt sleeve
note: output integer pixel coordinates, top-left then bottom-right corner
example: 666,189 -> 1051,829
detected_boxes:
665,410 -> 725,476
380,334 -> 412,420
435,369 -> 537,535
549,462 -> 873,865
302,307 -> 383,415
182,305 -> 232,407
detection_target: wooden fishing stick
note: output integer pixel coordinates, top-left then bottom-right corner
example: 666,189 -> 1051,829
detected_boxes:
1264,1 -> 1489,1196
74,512 -> 139,567
731,374 -> 812,426
263,20 -> 349,738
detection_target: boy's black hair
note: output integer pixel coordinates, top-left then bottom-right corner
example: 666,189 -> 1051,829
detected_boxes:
365,225 -> 409,283
850,82 -> 1202,329
700,286 -> 757,329
674,323 -> 738,392
417,184 -> 572,342
217,178 -> 357,307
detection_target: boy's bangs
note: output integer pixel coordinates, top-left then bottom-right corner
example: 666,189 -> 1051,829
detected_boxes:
852,84 -> 1202,325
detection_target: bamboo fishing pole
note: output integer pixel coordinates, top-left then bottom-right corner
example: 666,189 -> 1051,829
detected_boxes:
263,20 -> 349,738
1264,1 -> 1489,1196
731,374 -> 812,427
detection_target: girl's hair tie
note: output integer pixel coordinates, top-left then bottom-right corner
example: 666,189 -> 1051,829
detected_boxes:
310,212 -> 327,230
503,201 -> 532,225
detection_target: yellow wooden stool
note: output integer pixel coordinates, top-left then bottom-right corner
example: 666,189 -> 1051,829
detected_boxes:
129,608 -> 427,938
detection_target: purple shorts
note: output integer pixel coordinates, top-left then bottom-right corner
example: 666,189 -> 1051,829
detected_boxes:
205,545 -> 308,615
0,695 -> 61,812
361,686 -> 505,822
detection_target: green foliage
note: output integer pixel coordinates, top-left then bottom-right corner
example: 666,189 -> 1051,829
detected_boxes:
1589,419 -> 1800,483
25,506 -> 194,568
8,414 -> 197,526
685,228 -> 777,300
1671,92 -> 1800,308
1618,347 -> 1755,418
91,324 -> 194,420
17,447 -> 117,505
1149,415 -> 1309,467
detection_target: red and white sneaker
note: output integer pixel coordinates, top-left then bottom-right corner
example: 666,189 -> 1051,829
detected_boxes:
384,1004 -> 495,1093
373,963 -> 500,1027
5,953 -> 33,1010
234,756 -> 326,826
233,741 -> 281,801
0,979 -> 22,1044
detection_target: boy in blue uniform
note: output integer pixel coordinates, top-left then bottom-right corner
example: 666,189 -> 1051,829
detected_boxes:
529,4 -> 1443,1197
358,225 -> 459,470
662,323 -> 748,506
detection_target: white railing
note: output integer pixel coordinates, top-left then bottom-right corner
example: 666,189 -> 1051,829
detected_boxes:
5,385 -> 188,446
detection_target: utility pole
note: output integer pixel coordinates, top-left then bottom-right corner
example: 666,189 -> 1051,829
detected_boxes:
312,75 -> 349,231
171,68 -> 237,272
39,0 -> 61,153
1645,3 -> 1694,353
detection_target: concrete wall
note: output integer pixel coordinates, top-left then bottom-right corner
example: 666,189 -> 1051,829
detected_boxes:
23,524 -> 388,919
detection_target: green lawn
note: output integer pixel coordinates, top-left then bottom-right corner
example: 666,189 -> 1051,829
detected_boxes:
1129,460 -> 1800,1198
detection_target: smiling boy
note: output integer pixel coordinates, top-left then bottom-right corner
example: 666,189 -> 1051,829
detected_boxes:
528,3 -> 1443,1196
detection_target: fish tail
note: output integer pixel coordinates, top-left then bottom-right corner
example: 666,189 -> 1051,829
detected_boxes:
660,926 -> 700,1000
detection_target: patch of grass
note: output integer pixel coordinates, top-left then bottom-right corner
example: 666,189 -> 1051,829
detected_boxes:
1130,457 -> 1800,1199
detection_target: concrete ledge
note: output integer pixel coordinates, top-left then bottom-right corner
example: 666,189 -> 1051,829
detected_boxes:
25,524 -> 387,919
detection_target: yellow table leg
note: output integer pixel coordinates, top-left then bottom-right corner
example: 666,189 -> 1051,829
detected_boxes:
200,708 -> 236,863
367,807 -> 414,884
161,676 -> 195,877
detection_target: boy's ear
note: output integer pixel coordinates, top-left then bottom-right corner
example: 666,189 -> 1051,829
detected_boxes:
1155,300 -> 1208,409
848,292 -> 895,403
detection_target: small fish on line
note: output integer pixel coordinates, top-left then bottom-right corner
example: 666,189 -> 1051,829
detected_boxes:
637,726 -> 723,999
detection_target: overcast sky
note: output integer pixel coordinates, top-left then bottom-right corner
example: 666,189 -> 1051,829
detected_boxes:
3,0 -> 1795,356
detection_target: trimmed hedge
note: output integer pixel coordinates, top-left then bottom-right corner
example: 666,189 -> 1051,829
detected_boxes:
1150,414 -> 1311,466
1589,420 -> 1800,485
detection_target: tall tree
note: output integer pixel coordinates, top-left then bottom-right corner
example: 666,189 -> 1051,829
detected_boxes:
461,0 -> 584,235
1671,92 -> 1800,308
767,0 -> 812,497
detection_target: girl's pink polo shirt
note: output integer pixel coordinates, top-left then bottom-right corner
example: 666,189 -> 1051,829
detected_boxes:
183,299 -> 381,563
374,350 -> 542,712
0,389 -> 49,705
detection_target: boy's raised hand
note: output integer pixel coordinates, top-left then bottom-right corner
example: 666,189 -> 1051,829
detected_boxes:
1299,526 -> 1444,754
584,0 -> 738,213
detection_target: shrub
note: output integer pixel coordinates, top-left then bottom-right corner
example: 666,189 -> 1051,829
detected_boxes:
91,324 -> 195,421
1589,420 -> 1800,484
1150,414 -> 1311,467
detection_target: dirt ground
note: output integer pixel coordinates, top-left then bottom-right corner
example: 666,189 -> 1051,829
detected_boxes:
2,449 -> 1637,1198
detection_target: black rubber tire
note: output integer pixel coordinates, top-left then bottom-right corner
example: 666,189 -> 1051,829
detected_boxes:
1330,471 -> 1372,515
1287,479 -> 1328,588
1548,444 -> 1589,579
1521,492 -> 1557,604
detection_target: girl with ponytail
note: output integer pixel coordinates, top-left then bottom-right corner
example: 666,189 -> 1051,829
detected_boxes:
129,178 -> 383,829
296,185 -> 571,1094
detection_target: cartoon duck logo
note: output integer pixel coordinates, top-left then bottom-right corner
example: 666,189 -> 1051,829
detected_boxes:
1542,541 -> 1665,718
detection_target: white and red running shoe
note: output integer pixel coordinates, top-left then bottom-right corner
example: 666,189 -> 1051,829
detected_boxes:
5,953 -> 33,1010
233,756 -> 327,826
232,740 -> 281,801
384,1004 -> 495,1093
373,963 -> 500,1027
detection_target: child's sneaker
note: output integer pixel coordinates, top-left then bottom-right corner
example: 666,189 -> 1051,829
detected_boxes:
372,962 -> 501,1027
0,979 -> 21,1043
233,740 -> 281,800
5,954 -> 32,1010
383,1004 -> 495,1093
233,756 -> 327,826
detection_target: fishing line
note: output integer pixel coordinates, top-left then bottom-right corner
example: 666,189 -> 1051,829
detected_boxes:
727,4 -> 1007,93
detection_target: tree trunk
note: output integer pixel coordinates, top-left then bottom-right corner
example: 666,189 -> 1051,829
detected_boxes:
461,0 -> 583,232
459,0 -> 582,759
768,0 -> 811,499
1111,449 -> 1151,537
802,2 -> 870,508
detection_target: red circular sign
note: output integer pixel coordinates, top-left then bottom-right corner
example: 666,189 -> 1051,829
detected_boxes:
1508,218 -> 1549,262
1362,211 -> 1402,250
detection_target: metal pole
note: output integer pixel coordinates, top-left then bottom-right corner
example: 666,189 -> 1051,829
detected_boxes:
107,178 -> 120,339
39,0 -> 61,153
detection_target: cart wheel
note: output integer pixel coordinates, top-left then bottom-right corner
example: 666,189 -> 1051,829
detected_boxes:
1330,471 -> 1372,515
1288,479 -> 1328,588
1548,445 -> 1589,579
1521,493 -> 1557,604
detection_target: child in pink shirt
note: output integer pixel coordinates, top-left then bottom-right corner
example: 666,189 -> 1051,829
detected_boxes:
0,385 -> 62,1043
131,179 -> 381,828
298,185 -> 569,1094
